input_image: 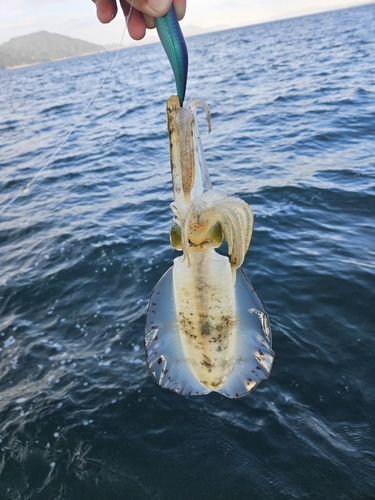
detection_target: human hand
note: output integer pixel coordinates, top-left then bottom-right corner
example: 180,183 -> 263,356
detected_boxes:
93,0 -> 186,40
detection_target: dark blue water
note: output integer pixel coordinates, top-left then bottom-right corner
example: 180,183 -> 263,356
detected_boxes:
1,4 -> 374,499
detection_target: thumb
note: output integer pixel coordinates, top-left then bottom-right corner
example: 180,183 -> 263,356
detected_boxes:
145,0 -> 172,16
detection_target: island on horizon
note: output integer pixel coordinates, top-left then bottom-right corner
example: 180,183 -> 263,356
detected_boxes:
0,31 -> 107,70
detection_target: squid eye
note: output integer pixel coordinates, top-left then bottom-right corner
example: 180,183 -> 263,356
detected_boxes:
170,218 -> 182,250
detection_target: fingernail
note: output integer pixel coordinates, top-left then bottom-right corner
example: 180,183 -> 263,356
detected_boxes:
148,0 -> 170,14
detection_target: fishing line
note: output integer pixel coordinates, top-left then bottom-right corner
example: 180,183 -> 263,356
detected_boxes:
0,1 -> 135,215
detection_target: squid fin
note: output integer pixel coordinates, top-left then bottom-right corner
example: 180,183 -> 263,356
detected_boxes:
217,269 -> 275,398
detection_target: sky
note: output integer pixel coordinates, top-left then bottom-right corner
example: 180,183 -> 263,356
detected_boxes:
0,0 -> 372,46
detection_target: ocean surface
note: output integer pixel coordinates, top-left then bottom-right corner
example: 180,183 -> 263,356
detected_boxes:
1,4 -> 374,499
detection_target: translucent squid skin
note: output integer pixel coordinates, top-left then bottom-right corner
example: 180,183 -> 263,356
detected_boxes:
144,96 -> 275,397
173,250 -> 237,390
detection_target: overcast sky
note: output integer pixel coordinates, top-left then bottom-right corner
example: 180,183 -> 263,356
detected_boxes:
0,0 -> 371,46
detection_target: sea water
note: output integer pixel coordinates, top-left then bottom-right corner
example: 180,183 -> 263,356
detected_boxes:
0,4 -> 374,499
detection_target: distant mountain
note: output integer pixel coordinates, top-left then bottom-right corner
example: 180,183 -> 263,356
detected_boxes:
0,31 -> 106,70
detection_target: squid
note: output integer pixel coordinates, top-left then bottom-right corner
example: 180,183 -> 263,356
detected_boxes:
144,95 -> 275,397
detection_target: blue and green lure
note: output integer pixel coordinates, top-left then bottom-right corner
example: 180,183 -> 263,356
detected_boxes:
155,5 -> 188,105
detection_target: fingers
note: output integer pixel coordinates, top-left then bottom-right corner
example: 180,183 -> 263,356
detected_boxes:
93,0 -> 118,23
119,0 -> 170,39
93,0 -> 187,39
131,0 -> 172,17
144,14 -> 156,30
120,1 -> 148,39
173,0 -> 186,20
